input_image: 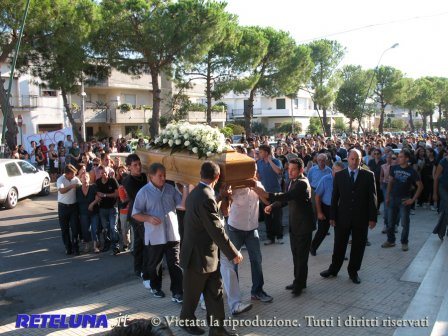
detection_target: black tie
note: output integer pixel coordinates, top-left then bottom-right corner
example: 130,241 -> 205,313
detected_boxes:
350,171 -> 355,184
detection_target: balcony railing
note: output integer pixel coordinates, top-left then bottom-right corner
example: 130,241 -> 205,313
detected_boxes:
186,111 -> 227,123
229,108 -> 331,118
113,108 -> 152,124
9,95 -> 39,108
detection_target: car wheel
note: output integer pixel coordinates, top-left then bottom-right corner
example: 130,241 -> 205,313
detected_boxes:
5,188 -> 18,209
40,177 -> 50,196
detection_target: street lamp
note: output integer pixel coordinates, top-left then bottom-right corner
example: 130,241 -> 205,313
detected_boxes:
361,43 -> 399,132
80,85 -> 86,142
17,114 -> 23,145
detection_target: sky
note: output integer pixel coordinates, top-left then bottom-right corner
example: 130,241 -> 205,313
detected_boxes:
224,0 -> 448,79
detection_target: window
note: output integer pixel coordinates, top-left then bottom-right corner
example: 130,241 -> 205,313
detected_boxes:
38,124 -> 63,133
17,161 -> 36,174
5,163 -> 21,177
41,88 -> 57,97
124,94 -> 136,106
276,99 -> 286,109
125,126 -> 138,137
294,98 -> 299,109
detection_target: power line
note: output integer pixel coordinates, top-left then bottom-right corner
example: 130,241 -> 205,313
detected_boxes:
297,10 -> 448,43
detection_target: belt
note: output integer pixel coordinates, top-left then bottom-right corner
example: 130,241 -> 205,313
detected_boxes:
59,202 -> 76,207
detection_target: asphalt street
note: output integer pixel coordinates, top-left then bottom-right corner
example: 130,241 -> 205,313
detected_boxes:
0,191 -> 136,324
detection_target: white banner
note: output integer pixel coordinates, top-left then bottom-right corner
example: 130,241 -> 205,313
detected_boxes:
24,127 -> 73,154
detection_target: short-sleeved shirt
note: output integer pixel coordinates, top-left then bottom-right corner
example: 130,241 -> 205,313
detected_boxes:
390,165 -> 420,199
315,174 -> 333,206
256,158 -> 282,192
96,177 -> 119,208
132,182 -> 182,245
307,165 -> 332,189
57,175 -> 81,204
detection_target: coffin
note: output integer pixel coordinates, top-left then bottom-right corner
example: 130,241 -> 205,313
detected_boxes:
136,147 -> 256,188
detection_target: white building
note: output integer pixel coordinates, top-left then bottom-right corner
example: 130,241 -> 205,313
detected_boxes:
222,89 -> 344,132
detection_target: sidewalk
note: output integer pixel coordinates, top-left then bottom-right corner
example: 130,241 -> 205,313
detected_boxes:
0,206 -> 443,336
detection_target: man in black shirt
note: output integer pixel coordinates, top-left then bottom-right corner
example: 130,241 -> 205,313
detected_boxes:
96,165 -> 120,254
123,154 -> 148,277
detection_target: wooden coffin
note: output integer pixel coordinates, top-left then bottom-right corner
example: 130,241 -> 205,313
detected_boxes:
136,147 -> 256,188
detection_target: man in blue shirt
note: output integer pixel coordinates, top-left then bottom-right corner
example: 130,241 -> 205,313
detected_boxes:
256,144 -> 284,245
307,153 -> 332,190
132,163 -> 187,302
310,161 -> 345,256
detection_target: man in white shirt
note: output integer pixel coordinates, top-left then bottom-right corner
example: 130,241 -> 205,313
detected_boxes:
220,181 -> 273,316
56,164 -> 81,255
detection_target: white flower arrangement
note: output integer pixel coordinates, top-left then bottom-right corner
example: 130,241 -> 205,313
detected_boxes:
152,122 -> 229,158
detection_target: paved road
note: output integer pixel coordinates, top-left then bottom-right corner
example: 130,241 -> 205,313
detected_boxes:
0,191 -> 136,324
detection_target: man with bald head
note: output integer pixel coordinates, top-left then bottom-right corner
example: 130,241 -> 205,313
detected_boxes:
320,149 -> 377,284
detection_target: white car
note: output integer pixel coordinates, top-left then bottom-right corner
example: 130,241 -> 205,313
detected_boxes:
0,159 -> 50,209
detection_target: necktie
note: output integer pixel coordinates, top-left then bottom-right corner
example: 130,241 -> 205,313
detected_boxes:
350,171 -> 355,184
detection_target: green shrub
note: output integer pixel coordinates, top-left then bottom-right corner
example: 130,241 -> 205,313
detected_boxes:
118,103 -> 132,112
307,117 -> 324,135
187,103 -> 206,112
220,126 -> 233,138
226,123 -> 245,135
275,121 -> 302,134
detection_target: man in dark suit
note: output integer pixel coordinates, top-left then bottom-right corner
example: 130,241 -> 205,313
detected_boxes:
179,161 -> 242,336
253,158 -> 315,297
320,149 -> 377,284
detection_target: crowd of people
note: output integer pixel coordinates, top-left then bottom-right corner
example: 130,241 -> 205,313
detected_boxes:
50,129 -> 448,336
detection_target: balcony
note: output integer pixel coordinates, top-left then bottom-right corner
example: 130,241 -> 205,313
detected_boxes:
186,111 -> 227,123
230,108 -> 321,118
72,108 -> 108,123
9,95 -> 39,108
113,108 -> 152,124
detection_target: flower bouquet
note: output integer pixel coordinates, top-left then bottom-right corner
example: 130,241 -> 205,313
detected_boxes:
152,122 -> 228,158
138,122 -> 256,186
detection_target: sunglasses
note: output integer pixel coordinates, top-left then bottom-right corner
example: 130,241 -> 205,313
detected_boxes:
391,157 -> 397,160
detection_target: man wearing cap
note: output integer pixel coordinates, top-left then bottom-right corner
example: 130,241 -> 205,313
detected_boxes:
57,164 -> 81,255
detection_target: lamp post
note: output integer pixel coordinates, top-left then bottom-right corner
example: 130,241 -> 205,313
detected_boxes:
360,43 -> 399,132
17,114 -> 23,145
80,80 -> 86,142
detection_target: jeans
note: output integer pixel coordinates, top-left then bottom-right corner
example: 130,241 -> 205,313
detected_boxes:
387,196 -> 411,244
79,213 -> 99,242
58,203 -> 79,252
99,207 -> 119,249
119,213 -> 130,247
220,224 -> 264,310
382,183 -> 389,226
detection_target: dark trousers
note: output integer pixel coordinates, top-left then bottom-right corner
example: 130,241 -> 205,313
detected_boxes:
58,203 -> 79,252
311,203 -> 331,252
290,231 -> 312,290
329,222 -> 368,275
180,268 -> 225,327
262,204 -> 283,241
143,241 -> 183,295
131,219 -> 144,273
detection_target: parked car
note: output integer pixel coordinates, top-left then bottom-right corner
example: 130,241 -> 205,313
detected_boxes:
0,159 -> 50,209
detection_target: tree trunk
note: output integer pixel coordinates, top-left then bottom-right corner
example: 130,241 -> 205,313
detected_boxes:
61,88 -> 82,142
408,109 -> 414,132
429,113 -> 434,132
422,115 -> 427,132
378,103 -> 386,134
322,107 -> 331,137
206,56 -> 212,125
244,89 -> 256,136
149,66 -> 161,138
0,78 -> 18,150
438,104 -> 443,130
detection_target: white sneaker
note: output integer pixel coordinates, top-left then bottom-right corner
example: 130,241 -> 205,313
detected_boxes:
143,280 -> 151,290
231,302 -> 253,315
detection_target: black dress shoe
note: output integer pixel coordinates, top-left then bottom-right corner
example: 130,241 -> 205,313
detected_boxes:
291,288 -> 302,297
180,325 -> 205,335
65,249 -> 73,255
209,327 -> 238,336
309,248 -> 317,256
349,273 -> 361,284
285,284 -> 294,290
366,241 -> 371,246
320,269 -> 337,278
